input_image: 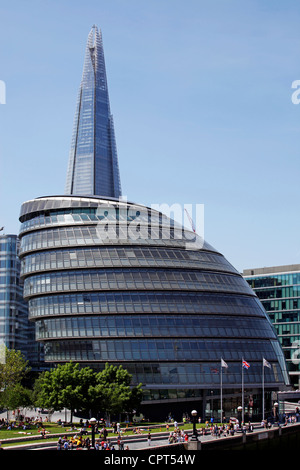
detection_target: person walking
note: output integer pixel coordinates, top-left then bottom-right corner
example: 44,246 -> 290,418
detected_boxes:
57,436 -> 62,450
63,439 -> 69,450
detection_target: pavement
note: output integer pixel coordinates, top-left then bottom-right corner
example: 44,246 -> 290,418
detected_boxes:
1,428 -> 227,451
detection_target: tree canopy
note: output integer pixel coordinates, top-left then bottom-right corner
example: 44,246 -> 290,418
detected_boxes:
89,363 -> 143,417
33,362 -> 96,420
0,346 -> 32,411
0,347 -> 31,390
33,362 -> 143,421
0,349 -> 143,419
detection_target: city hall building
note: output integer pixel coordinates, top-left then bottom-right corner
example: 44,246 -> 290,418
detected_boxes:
18,26 -> 290,420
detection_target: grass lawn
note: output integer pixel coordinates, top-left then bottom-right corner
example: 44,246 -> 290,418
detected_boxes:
0,422 -> 73,440
0,420 -> 214,447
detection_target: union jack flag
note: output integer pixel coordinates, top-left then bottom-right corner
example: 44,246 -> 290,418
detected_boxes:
242,360 -> 250,369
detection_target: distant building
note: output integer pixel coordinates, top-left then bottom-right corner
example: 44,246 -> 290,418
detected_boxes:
65,24 -> 121,198
0,233 -> 40,366
243,265 -> 300,390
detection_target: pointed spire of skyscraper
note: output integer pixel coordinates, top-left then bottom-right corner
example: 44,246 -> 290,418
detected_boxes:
65,25 -> 122,198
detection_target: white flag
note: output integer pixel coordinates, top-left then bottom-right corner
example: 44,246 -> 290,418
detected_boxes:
263,358 -> 271,368
221,358 -> 228,368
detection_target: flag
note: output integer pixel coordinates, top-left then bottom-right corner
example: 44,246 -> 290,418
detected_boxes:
263,358 -> 271,369
242,360 -> 250,369
221,358 -> 228,368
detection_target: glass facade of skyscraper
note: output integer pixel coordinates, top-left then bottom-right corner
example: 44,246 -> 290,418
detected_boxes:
65,25 -> 121,198
244,265 -> 300,390
0,234 -> 39,365
18,195 -> 290,419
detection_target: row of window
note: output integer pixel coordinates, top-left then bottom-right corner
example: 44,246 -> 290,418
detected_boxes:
0,274 -> 20,286
261,299 -> 300,312
252,287 -> 300,300
43,338 -> 278,363
35,314 -> 275,340
246,273 -> 300,289
20,205 -> 194,245
0,258 -> 18,269
281,335 -> 300,346
142,383 -> 274,401
19,225 -> 199,254
23,268 -> 252,298
21,245 -> 236,276
275,323 -> 300,336
19,207 -> 156,233
0,291 -> 25,302
19,197 -> 148,223
73,363 -> 281,387
269,311 -> 300,323
28,291 -> 265,318
0,237 -> 18,253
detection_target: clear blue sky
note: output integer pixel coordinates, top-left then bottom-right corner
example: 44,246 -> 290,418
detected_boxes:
0,0 -> 299,272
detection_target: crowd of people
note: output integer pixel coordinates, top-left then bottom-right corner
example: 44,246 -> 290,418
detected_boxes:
56,434 -> 130,450
0,415 -> 49,432
56,418 -> 132,450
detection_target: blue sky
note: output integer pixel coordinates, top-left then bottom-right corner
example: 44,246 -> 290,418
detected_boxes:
0,0 -> 299,272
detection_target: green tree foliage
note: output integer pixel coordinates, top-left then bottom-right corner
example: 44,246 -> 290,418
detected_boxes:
33,362 -> 96,421
0,347 -> 31,390
1,384 -> 32,411
89,363 -> 143,417
33,362 -> 143,420
0,347 -> 32,411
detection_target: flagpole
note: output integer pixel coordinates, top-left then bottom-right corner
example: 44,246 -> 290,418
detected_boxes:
220,358 -> 223,424
242,358 -> 244,425
262,358 -> 265,422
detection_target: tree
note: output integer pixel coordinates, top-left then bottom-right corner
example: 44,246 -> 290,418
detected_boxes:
0,347 -> 31,390
0,347 -> 32,413
88,363 -> 143,418
34,362 -> 143,421
33,362 -> 96,422
1,384 -> 32,412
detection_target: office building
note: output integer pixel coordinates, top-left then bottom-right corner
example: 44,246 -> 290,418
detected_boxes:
244,265 -> 300,390
0,233 -> 38,365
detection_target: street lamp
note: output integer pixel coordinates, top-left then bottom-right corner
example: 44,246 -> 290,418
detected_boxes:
89,417 -> 97,448
273,402 -> 278,425
237,406 -> 243,428
190,410 -> 198,441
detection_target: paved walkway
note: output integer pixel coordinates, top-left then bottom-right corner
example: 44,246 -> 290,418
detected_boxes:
120,431 -> 217,451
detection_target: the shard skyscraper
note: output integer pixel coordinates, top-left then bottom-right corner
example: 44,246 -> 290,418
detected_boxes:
65,25 -> 122,198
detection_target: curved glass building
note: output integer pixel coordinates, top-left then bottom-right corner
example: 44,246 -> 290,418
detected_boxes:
18,195 -> 290,420
18,25 -> 290,420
